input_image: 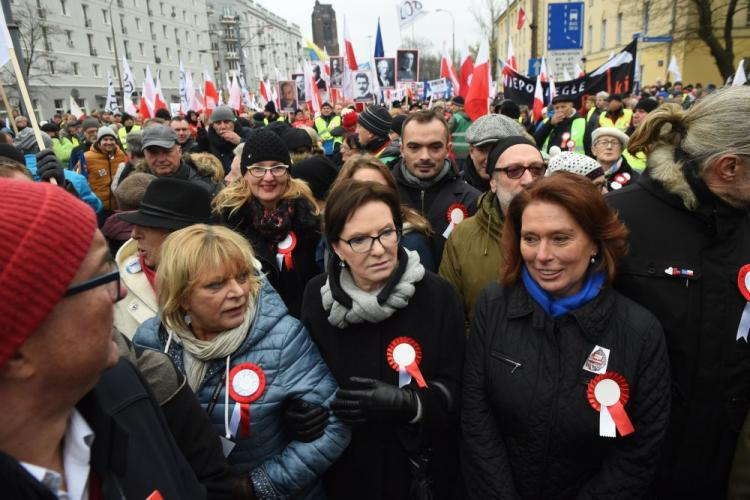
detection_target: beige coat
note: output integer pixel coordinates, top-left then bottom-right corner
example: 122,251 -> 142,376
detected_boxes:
114,239 -> 158,339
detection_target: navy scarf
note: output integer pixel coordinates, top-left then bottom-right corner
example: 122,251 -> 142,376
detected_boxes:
521,265 -> 605,318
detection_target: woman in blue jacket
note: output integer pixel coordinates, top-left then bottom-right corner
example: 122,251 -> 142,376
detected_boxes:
135,224 -> 349,499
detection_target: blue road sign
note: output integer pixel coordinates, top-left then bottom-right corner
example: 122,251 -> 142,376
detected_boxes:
548,3 -> 584,50
528,58 -> 542,77
642,36 -> 673,43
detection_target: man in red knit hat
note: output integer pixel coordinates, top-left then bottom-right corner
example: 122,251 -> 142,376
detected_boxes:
0,179 -> 204,498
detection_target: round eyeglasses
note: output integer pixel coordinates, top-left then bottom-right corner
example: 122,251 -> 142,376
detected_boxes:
248,165 -> 290,178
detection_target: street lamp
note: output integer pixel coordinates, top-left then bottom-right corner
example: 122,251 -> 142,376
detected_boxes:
435,9 -> 456,66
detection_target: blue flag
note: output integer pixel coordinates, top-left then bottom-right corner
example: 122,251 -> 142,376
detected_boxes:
374,19 -> 384,58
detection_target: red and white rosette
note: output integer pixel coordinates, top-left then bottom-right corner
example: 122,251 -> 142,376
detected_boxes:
736,264 -> 750,342
387,337 -> 428,388
228,362 -> 266,439
276,231 -> 297,271
442,203 -> 469,239
587,372 -> 635,438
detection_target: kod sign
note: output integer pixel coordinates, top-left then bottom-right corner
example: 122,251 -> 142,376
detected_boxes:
548,3 -> 584,50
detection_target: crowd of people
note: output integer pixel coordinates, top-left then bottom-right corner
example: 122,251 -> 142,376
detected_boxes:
0,79 -> 748,500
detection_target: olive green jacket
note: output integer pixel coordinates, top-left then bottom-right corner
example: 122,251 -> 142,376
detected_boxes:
439,191 -> 504,323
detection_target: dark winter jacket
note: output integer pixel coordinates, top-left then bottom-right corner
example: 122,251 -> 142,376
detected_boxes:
607,169 -> 750,498
198,126 -> 253,174
102,210 -> 133,256
165,158 -> 223,198
604,156 -> 640,192
301,259 -> 466,500
460,156 -> 490,193
393,159 -> 480,264
0,358 -> 205,499
223,197 -> 321,318
462,283 -> 670,500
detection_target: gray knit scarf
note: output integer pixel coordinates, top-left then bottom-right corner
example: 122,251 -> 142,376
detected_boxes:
321,249 -> 425,328
399,159 -> 452,190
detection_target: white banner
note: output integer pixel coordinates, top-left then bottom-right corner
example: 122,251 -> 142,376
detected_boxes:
397,0 -> 426,30
104,72 -> 119,113
0,5 -> 13,68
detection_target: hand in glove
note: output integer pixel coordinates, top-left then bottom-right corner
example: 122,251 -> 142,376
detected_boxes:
36,149 -> 65,185
283,398 -> 330,442
332,377 -> 418,426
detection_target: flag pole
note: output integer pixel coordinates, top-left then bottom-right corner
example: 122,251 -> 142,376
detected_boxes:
7,47 -> 44,151
0,82 -> 18,134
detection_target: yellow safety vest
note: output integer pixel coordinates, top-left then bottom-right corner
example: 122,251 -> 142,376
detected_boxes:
598,109 -> 633,132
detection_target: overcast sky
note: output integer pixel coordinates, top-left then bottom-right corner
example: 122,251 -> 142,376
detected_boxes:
253,0 -> 485,64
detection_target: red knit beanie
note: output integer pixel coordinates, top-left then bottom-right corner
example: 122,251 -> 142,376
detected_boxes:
0,180 -> 97,366
342,110 -> 358,132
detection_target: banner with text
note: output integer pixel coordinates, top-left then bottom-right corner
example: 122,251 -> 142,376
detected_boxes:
502,41 -> 637,109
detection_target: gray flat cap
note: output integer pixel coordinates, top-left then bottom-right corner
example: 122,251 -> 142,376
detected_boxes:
465,113 -> 527,146
141,124 -> 178,149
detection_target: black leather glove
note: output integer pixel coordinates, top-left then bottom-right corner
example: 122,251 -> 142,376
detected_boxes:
332,377 -> 418,426
35,149 -> 65,185
283,398 -> 330,442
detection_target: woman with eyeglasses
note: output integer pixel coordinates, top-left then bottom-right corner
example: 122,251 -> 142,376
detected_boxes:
462,173 -> 670,499
214,129 -> 321,318
591,127 -> 640,191
300,179 -> 465,499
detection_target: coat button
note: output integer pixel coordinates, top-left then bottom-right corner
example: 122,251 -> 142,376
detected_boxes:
647,266 -> 656,275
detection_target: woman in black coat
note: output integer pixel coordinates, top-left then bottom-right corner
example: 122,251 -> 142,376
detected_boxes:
301,179 -> 465,500
214,129 -> 321,318
462,172 -> 671,500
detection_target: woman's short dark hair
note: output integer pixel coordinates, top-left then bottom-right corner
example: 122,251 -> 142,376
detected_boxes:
501,171 -> 629,286
324,179 -> 403,244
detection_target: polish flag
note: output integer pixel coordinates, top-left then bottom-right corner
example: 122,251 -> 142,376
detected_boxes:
139,65 -> 157,118
458,48 -> 474,99
203,69 -> 219,112
440,51 -> 460,95
343,16 -> 358,70
228,75 -> 242,111
464,39 -> 490,121
154,72 -> 168,112
517,7 -> 526,30
574,62 -> 585,77
506,36 -> 517,71
259,80 -> 270,103
532,58 -> 549,123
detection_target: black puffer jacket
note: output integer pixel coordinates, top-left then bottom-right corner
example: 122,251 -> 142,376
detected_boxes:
224,197 -> 321,318
197,126 -> 253,174
607,171 -> 750,498
462,283 -> 670,500
393,159 -> 480,264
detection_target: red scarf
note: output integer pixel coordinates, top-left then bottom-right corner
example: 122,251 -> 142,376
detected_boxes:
139,253 -> 158,292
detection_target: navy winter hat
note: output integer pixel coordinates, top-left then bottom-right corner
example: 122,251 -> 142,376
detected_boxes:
240,129 -> 291,175
357,105 -> 392,138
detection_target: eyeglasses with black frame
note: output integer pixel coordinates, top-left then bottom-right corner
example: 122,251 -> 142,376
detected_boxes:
495,164 -> 547,179
339,227 -> 401,254
64,260 -> 123,302
248,165 -> 290,178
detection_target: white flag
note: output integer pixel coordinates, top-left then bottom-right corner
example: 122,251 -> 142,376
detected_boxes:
733,59 -> 747,87
178,60 -> 189,112
121,55 -> 137,114
104,72 -> 119,113
397,0 -> 426,29
69,96 -> 84,118
0,5 -> 13,68
667,55 -> 682,83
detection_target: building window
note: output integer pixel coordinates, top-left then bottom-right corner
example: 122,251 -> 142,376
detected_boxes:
72,62 -> 79,75
47,60 -> 55,74
169,70 -> 174,80
107,37 -> 113,52
60,0 -> 67,15
143,68 -> 147,78
54,99 -> 64,113
643,1 -> 650,34
600,19 -> 607,50
616,13 -> 623,45
102,8 -> 109,24
93,63 -> 99,76
166,47 -> 171,59
162,25 -> 167,37
124,40 -> 131,59
159,1 -> 164,14
136,17 -> 141,31
65,30 -> 73,47
139,42 -> 145,55
87,34 -> 95,55
41,26 -> 50,51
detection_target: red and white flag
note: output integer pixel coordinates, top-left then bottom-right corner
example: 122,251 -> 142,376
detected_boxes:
139,65 -> 157,118
517,7 -> 526,30
458,48 -> 474,99
259,79 -> 270,103
440,51 -> 460,95
228,75 -> 242,111
506,36 -> 517,71
575,62 -> 585,78
532,59 -> 549,122
464,39 -> 490,121
203,69 -> 219,112
304,61 -> 322,114
154,72 -> 168,112
343,16 -> 358,71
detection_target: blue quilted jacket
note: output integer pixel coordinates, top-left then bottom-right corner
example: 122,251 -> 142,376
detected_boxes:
134,277 -> 350,499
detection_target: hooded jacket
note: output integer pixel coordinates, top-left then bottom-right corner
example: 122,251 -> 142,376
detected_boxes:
607,154 -> 750,498
393,159 -> 480,264
439,191 -> 504,322
134,276 -> 350,499
83,143 -> 127,211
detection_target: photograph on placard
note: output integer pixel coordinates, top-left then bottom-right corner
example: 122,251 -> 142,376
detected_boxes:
353,71 -> 375,103
375,57 -> 396,88
278,80 -> 298,112
311,63 -> 327,91
397,49 -> 419,83
292,73 -> 306,103
329,57 -> 344,88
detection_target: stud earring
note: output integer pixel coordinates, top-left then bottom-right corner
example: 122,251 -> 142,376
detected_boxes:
339,260 -> 347,268
590,254 -> 597,264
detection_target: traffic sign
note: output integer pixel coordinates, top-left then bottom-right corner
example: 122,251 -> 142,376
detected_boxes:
642,36 -> 673,43
548,3 -> 584,50
528,58 -> 542,77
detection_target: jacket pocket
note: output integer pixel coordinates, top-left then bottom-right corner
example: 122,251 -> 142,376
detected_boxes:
490,351 -> 523,373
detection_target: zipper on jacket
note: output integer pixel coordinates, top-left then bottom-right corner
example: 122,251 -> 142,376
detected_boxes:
490,351 -> 522,373
420,189 -> 425,213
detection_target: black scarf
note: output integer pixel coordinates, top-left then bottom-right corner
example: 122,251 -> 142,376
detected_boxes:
246,197 -> 296,243
207,127 -> 237,153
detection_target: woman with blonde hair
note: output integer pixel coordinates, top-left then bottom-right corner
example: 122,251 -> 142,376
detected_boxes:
333,154 -> 436,271
214,129 -> 321,317
134,224 -> 349,499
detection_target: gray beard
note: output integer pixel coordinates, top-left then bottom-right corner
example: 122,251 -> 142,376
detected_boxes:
496,187 -> 514,211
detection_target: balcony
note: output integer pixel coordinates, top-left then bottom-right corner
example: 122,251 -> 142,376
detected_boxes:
220,15 -> 238,24
90,48 -> 97,56
84,18 -> 92,27
225,51 -> 239,60
224,33 -> 238,41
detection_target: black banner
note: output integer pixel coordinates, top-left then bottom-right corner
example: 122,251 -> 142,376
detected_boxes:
502,41 -> 638,109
